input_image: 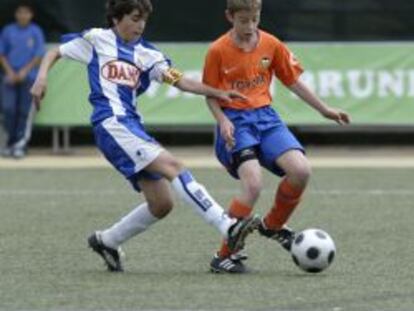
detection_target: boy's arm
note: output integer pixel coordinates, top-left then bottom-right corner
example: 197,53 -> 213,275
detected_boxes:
174,76 -> 246,103
206,97 -> 235,149
30,47 -> 61,110
288,80 -> 350,125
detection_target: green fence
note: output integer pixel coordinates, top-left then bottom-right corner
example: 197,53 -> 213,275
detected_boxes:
35,42 -> 414,127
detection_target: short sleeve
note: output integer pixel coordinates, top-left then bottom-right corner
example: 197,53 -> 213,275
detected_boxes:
59,31 -> 94,64
202,46 -> 221,88
0,28 -> 8,56
148,59 -> 171,83
135,40 -> 172,83
272,42 -> 303,86
33,26 -> 46,58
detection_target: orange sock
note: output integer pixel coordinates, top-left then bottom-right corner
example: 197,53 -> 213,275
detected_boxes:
263,178 -> 304,231
218,198 -> 252,258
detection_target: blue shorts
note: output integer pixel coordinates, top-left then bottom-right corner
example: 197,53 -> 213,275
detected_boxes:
93,116 -> 164,191
214,106 -> 304,179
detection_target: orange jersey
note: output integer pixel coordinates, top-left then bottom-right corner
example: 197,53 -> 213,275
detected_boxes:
203,30 -> 303,110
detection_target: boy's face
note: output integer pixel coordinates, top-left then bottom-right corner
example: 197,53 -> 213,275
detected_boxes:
15,6 -> 33,27
226,9 -> 261,40
114,9 -> 148,42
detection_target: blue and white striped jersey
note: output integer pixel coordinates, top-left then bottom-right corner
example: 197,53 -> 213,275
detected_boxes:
59,28 -> 171,124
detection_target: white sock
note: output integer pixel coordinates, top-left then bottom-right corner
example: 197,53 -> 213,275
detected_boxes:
101,202 -> 159,249
171,170 -> 234,237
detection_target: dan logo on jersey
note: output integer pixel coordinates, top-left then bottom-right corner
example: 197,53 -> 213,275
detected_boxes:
101,60 -> 141,88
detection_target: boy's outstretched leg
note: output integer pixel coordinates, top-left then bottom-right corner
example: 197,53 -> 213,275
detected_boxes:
171,170 -> 260,251
145,151 -> 260,252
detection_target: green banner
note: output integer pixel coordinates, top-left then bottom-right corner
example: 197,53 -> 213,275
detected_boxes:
35,43 -> 414,126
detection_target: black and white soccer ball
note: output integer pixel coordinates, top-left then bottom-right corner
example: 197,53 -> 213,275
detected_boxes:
291,228 -> 336,273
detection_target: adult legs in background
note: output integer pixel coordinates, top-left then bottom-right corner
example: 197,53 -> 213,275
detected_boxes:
1,81 -> 17,157
0,73 -> 6,150
13,79 -> 35,158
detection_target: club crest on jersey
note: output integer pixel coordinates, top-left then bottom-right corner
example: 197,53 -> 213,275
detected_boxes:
260,57 -> 271,69
101,60 -> 141,88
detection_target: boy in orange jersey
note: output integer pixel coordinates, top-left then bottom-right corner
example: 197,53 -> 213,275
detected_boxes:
203,0 -> 350,273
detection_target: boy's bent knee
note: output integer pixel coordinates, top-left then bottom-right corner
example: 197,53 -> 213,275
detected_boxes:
151,153 -> 185,180
169,158 -> 184,174
286,163 -> 311,187
165,159 -> 185,180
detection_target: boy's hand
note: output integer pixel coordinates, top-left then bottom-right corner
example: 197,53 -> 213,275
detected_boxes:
322,107 -> 350,125
219,117 -> 235,150
216,90 -> 248,103
17,68 -> 30,82
30,78 -> 47,111
5,71 -> 19,85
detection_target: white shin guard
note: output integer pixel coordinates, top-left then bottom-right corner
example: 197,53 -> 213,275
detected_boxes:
171,170 -> 233,236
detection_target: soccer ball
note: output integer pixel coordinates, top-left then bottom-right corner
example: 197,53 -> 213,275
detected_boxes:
291,228 -> 336,273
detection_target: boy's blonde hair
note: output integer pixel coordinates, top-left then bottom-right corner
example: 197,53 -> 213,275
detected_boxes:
227,0 -> 262,14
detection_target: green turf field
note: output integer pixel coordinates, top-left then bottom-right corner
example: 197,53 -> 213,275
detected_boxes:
0,167 -> 413,311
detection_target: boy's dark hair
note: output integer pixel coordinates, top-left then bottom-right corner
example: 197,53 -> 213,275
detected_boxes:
15,0 -> 35,13
227,0 -> 262,14
106,0 -> 153,27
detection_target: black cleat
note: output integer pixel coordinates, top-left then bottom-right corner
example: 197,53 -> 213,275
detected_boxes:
88,232 -> 124,272
210,253 -> 248,274
226,215 -> 261,252
258,222 -> 295,252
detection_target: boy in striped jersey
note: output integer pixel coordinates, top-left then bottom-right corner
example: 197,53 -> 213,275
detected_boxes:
31,0 -> 259,272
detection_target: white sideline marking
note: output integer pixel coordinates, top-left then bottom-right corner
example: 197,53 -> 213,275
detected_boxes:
6,310 -> 299,311
0,189 -> 413,196
2,156 -> 414,168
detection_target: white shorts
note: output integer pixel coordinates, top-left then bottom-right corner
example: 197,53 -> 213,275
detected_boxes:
93,116 -> 164,191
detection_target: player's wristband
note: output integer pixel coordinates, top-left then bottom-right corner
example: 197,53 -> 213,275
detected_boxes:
163,68 -> 184,85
